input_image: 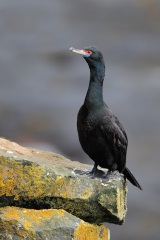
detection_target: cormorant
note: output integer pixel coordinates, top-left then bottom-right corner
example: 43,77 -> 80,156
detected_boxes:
70,46 -> 142,190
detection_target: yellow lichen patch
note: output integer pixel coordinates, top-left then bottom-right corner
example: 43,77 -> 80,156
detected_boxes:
0,207 -> 110,239
6,168 -> 14,177
0,207 -> 66,231
0,207 -> 24,224
116,182 -> 127,221
74,221 -> 110,240
54,176 -> 77,199
0,179 -> 5,195
54,176 -> 93,200
0,157 -> 57,200
1,155 -> 92,202
117,188 -> 123,220
80,186 -> 93,199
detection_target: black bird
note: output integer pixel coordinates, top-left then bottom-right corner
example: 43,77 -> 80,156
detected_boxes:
70,46 -> 142,190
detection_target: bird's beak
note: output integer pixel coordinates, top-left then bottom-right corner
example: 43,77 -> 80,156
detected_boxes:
69,47 -> 90,57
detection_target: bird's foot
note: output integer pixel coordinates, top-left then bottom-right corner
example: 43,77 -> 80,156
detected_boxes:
74,167 -> 119,182
89,168 -> 106,178
74,166 -> 106,179
103,170 -> 120,181
74,169 -> 91,175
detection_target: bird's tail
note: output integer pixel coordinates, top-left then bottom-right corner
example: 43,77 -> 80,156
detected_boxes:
123,167 -> 142,190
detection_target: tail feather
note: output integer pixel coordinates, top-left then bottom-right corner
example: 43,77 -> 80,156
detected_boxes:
123,167 -> 142,190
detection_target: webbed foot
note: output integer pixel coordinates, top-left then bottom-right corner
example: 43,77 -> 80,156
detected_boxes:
74,163 -> 106,179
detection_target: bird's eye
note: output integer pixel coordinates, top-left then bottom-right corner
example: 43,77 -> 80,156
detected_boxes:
84,50 -> 92,55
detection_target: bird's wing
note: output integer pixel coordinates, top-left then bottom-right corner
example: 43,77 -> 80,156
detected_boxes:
100,110 -> 128,172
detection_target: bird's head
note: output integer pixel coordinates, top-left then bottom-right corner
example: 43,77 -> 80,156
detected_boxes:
70,46 -> 104,68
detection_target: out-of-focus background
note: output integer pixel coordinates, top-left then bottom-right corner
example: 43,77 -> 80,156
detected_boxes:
0,0 -> 160,239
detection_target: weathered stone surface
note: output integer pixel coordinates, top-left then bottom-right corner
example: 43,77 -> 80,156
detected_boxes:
0,138 -> 127,224
0,206 -> 110,240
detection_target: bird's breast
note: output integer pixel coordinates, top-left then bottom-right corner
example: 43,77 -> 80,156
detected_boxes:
77,105 -> 96,134
77,105 -> 101,150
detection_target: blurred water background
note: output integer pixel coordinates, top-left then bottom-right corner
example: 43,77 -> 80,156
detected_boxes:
0,0 -> 160,239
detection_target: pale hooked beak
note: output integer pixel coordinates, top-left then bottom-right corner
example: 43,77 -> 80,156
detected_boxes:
69,47 -> 90,57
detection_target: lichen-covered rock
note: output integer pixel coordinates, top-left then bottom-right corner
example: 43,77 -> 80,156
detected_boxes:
0,138 -> 127,224
0,206 -> 110,240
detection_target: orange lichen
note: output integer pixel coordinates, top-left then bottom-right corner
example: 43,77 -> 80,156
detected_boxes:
54,175 -> 93,200
0,179 -> 5,195
0,157 -> 58,200
1,155 -> 92,202
54,176 -> 73,198
74,221 -> 110,240
0,207 -> 67,231
0,207 -> 110,239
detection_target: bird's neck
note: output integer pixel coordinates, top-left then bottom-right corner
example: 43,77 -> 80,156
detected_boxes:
84,63 -> 105,107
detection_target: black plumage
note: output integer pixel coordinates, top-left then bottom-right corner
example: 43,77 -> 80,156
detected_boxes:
70,46 -> 142,190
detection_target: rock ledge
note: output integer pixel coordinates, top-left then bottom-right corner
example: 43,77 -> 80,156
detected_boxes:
0,137 -> 128,239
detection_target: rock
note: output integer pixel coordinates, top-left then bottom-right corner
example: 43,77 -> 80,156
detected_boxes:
0,137 -> 127,224
0,206 -> 110,240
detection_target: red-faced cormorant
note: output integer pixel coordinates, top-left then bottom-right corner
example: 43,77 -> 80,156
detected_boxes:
70,46 -> 142,190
